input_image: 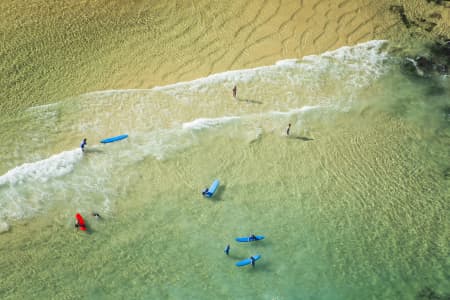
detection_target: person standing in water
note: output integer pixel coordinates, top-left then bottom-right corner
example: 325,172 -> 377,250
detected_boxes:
250,256 -> 256,267
80,138 -> 87,152
286,123 -> 291,136
232,85 -> 237,99
224,244 -> 230,255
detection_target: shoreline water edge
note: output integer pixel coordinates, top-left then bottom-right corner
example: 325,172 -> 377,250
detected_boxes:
0,1 -> 449,299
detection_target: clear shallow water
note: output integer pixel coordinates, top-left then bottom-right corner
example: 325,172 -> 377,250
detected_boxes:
0,41 -> 449,299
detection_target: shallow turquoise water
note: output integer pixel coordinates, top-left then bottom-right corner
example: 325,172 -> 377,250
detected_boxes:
0,41 -> 448,299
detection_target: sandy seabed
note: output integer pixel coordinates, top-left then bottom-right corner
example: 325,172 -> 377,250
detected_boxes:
0,0 -> 449,113
1,1 -> 449,299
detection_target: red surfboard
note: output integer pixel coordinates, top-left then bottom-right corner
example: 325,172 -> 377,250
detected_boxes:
75,213 -> 87,231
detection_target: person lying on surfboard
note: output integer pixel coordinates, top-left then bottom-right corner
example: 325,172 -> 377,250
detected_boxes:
75,213 -> 87,231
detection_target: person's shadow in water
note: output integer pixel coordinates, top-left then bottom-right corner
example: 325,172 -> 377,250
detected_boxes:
292,136 -> 314,141
212,185 -> 226,201
237,98 -> 263,104
84,148 -> 104,154
75,223 -> 94,235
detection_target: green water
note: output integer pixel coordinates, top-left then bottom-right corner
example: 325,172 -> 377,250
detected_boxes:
0,41 -> 449,299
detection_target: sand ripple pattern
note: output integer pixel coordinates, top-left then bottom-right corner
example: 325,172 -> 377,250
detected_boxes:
1,0 -> 401,113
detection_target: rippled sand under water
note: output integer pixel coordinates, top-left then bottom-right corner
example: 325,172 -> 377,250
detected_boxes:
1,0 -> 448,112
0,1 -> 449,299
1,39 -> 449,299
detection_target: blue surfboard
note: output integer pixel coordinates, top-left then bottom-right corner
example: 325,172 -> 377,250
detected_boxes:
236,255 -> 261,267
235,235 -> 265,242
100,134 -> 128,144
202,179 -> 219,198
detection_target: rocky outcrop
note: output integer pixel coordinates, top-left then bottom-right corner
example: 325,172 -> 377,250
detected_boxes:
390,3 -> 448,33
426,0 -> 450,5
417,286 -> 449,300
404,39 -> 450,77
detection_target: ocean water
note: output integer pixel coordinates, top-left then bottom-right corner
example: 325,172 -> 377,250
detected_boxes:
0,40 -> 449,299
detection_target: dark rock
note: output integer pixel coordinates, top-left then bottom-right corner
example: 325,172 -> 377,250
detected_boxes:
417,17 -> 437,32
403,55 -> 448,77
390,5 -> 412,28
426,0 -> 450,5
435,63 -> 448,75
417,287 -> 442,300
426,0 -> 443,5
443,106 -> 450,122
429,12 -> 442,19
416,56 -> 434,72
426,84 -> 446,96
424,22 -> 437,32
443,106 -> 450,115
429,40 -> 450,66
400,35 -> 450,77
410,39 -> 450,76
402,58 -> 421,76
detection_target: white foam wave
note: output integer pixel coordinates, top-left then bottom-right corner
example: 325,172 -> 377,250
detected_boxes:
182,116 -> 240,130
85,40 -> 388,97
0,149 -> 82,186
405,57 -> 425,77
26,102 -> 60,112
269,105 -> 322,116
0,222 -> 10,233
129,128 -> 196,161
175,40 -> 385,89
1,40 -> 391,222
86,89 -> 155,96
182,106 -> 322,130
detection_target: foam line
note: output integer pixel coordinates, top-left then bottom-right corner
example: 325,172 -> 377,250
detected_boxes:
269,105 -> 322,116
182,116 -> 241,130
81,40 -> 388,97
0,149 -> 82,186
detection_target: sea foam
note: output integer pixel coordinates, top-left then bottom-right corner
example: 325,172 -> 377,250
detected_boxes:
0,149 -> 82,186
0,222 -> 10,233
182,116 -> 240,130
2,40 -> 390,222
268,106 -> 322,116
85,40 -> 388,97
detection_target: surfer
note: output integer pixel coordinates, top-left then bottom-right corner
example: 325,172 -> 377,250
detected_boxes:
75,220 -> 85,230
249,234 -> 257,241
202,188 -> 209,196
92,212 -> 101,219
224,244 -> 230,255
250,256 -> 256,267
75,213 -> 87,231
286,123 -> 291,136
80,138 -> 87,152
232,85 -> 237,99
